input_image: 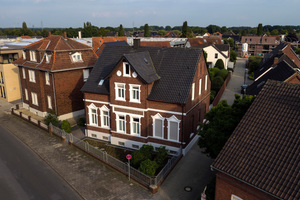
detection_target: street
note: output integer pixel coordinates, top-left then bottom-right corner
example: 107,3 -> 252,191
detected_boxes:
0,124 -> 83,200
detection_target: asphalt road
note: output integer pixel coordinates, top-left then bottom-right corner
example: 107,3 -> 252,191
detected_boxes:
0,124 -> 83,200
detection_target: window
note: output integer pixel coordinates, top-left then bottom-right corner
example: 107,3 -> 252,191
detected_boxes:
71,52 -> 82,62
29,51 -> 36,61
45,72 -> 50,85
167,116 -> 180,141
199,79 -> 202,95
205,75 -> 208,91
215,53 -> 218,59
130,84 -> 140,103
191,83 -> 195,101
24,88 -> 28,100
123,62 -> 130,77
131,117 -> 140,135
100,105 -> 109,128
249,39 -> 252,42
152,113 -> 164,138
83,69 -> 89,82
31,92 -> 38,105
231,195 -> 243,200
88,104 -> 98,126
22,68 -> 26,79
23,51 -> 26,60
117,115 -> 126,133
45,53 -> 51,63
115,83 -> 125,101
47,96 -> 52,109
28,70 -> 35,83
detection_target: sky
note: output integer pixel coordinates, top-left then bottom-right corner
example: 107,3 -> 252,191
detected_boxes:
1,0 -> 300,29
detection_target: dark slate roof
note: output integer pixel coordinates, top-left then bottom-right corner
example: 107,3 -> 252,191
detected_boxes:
104,41 -> 129,46
212,80 -> 300,200
81,45 -> 202,104
214,44 -> 230,52
246,60 -> 297,95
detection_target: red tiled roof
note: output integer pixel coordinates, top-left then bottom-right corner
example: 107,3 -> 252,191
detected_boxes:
189,37 -> 223,47
20,36 -> 32,39
212,80 -> 300,200
140,41 -> 171,47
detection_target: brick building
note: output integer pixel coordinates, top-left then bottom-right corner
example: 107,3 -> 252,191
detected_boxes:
13,33 -> 98,119
212,80 -> 300,200
81,40 -> 211,155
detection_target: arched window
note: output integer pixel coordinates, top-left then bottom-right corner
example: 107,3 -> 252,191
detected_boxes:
152,113 -> 165,139
167,115 -> 181,142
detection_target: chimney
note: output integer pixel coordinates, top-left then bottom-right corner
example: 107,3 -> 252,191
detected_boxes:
133,38 -> 140,49
78,31 -> 82,39
48,31 -> 51,37
62,32 -> 67,39
273,57 -> 279,66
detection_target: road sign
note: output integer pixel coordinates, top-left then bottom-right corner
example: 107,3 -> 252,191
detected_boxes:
201,193 -> 206,200
126,154 -> 132,160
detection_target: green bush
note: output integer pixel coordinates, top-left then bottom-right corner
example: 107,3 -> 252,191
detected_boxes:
230,50 -> 238,62
154,146 -> 168,167
208,67 -> 220,79
215,59 -> 225,69
248,56 -> 262,73
77,117 -> 86,127
138,159 -> 158,176
215,69 -> 228,80
61,120 -> 71,133
211,76 -> 224,92
210,90 -> 217,103
132,145 -> 154,168
43,111 -> 60,126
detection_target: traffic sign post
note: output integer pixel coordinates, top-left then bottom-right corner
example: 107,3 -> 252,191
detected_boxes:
126,154 -> 132,181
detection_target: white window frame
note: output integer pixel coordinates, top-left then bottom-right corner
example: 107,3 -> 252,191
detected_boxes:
88,103 -> 98,126
205,75 -> 208,91
116,114 -> 126,133
167,115 -> 180,142
24,88 -> 28,100
199,78 -> 202,95
45,53 -> 50,63
130,116 -> 141,136
31,92 -> 38,106
71,52 -> 83,63
47,95 -> 52,109
129,84 -> 141,103
231,194 -> 243,200
45,72 -> 50,85
22,51 -> 26,60
152,113 -> 165,139
30,51 -> 36,62
22,68 -> 26,79
115,83 -> 126,101
28,70 -> 36,83
100,105 -> 110,128
191,83 -> 195,101
123,62 -> 131,77
83,69 -> 89,82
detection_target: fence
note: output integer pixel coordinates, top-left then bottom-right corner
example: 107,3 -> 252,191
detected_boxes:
10,107 -> 180,193
212,71 -> 232,106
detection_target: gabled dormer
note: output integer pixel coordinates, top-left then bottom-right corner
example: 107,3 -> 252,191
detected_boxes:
71,52 -> 83,63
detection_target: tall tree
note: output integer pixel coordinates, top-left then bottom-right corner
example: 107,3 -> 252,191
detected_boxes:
22,21 -> 28,30
257,23 -> 263,35
118,24 -> 124,36
181,21 -> 188,38
144,24 -> 150,37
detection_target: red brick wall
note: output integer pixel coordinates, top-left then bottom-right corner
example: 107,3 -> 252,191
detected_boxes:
215,172 -> 277,200
283,43 -> 300,67
286,73 -> 300,84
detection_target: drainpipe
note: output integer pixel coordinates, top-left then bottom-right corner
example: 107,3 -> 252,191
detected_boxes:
181,104 -> 184,155
51,73 -> 57,115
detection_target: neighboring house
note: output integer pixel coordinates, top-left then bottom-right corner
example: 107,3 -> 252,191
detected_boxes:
203,45 -> 229,69
238,35 -> 281,56
212,80 -> 300,200
0,45 -> 23,102
222,30 -> 240,42
92,36 -> 128,56
140,41 -> 171,47
81,39 -> 211,155
187,36 -> 223,48
13,33 -> 98,120
95,41 -> 129,57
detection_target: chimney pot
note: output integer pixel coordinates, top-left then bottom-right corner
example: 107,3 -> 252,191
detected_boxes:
133,38 -> 140,49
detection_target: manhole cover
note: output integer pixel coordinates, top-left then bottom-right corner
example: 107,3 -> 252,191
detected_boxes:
184,186 -> 192,192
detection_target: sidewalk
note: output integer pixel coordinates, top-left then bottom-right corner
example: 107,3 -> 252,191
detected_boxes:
1,99 -> 214,199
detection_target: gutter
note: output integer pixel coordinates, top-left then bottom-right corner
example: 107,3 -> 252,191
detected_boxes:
51,73 -> 58,115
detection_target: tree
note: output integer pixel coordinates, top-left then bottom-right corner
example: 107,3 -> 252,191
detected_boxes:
221,26 -> 228,33
22,21 -> 28,30
144,24 -> 150,37
230,50 -> 237,62
215,59 -> 225,69
181,21 -> 188,38
165,25 -> 171,31
270,29 -> 279,35
257,23 -> 263,35
198,94 -> 255,158
118,24 -> 124,36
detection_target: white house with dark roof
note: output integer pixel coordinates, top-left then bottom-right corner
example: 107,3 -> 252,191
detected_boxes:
203,44 -> 229,69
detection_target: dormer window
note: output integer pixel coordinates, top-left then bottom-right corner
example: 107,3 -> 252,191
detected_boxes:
123,62 -> 130,77
30,51 -> 36,62
71,52 -> 82,62
23,51 -> 26,60
45,53 -> 51,63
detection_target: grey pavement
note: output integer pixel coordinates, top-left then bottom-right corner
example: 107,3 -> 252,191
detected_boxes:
1,99 -> 214,200
219,58 -> 253,105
